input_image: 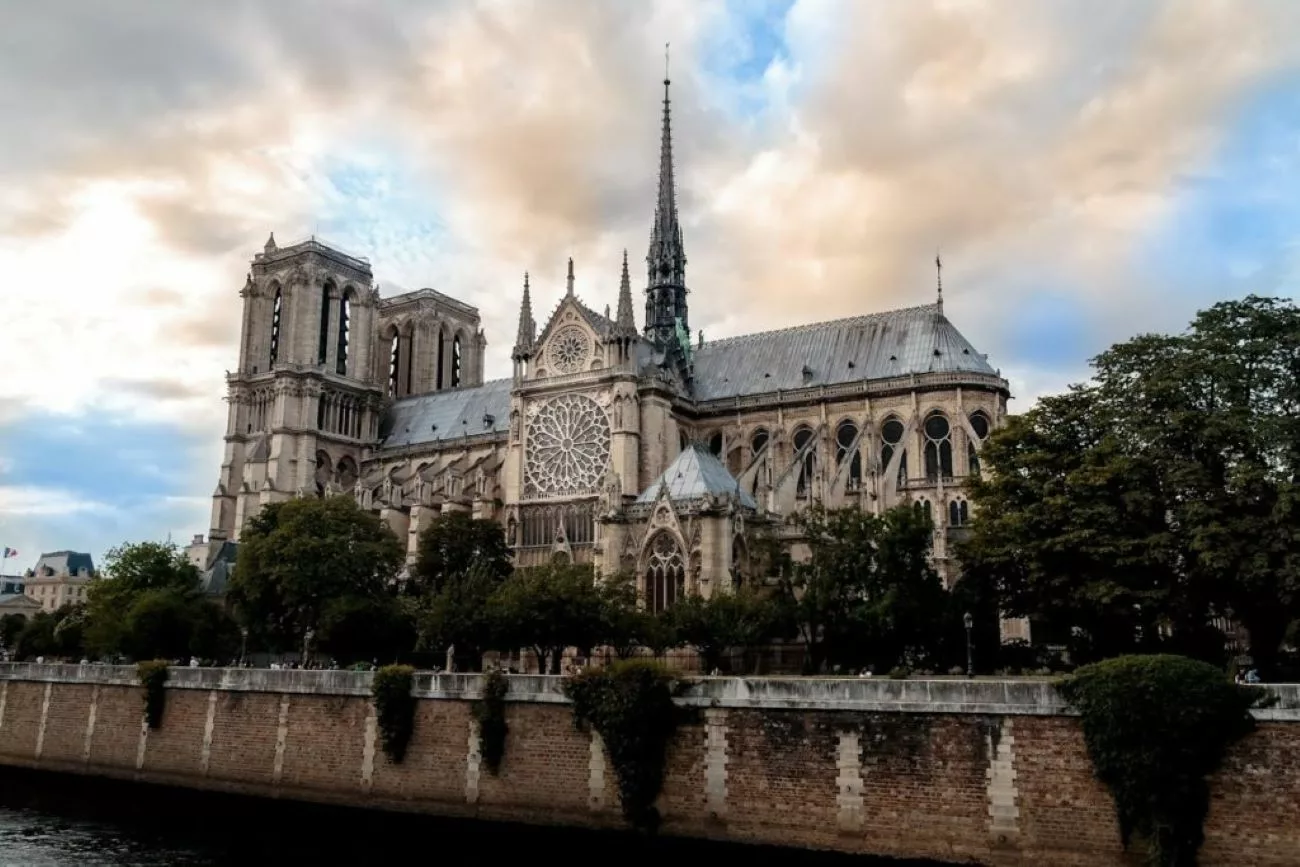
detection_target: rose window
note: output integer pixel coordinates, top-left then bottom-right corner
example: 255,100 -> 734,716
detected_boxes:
524,394 -> 611,497
547,326 -> 591,374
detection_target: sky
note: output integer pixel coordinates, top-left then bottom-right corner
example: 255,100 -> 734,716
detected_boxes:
1,0 -> 1299,573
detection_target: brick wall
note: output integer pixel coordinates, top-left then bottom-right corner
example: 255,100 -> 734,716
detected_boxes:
1,667 -> 1298,866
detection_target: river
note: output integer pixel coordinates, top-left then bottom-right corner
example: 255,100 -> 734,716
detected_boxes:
0,767 -> 949,866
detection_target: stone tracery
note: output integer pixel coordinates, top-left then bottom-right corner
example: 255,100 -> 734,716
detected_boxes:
524,393 -> 611,498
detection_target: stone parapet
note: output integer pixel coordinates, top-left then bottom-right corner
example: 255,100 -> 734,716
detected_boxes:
2,663 -> 1297,720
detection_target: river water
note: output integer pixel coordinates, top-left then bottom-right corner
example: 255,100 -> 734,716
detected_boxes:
0,767 -> 948,866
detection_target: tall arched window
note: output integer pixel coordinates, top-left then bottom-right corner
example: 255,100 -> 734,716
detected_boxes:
388,333 -> 401,397
881,417 -> 906,486
968,411 -> 990,476
751,428 -> 769,456
337,456 -> 359,491
268,286 -> 283,366
924,412 -> 954,481
645,532 -> 685,614
749,428 -> 769,496
451,334 -> 463,387
948,499 -> 970,527
335,293 -> 351,376
793,426 -> 815,497
404,327 -> 415,396
436,330 -> 445,389
835,420 -> 862,491
317,287 -> 332,365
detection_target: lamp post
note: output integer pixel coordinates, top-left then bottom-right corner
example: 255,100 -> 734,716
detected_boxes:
238,627 -> 249,668
963,611 -> 974,679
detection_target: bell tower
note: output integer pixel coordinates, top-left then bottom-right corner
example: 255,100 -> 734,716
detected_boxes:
209,235 -> 383,543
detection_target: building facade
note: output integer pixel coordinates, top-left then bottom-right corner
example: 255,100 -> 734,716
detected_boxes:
22,551 -> 95,613
205,74 -> 1010,608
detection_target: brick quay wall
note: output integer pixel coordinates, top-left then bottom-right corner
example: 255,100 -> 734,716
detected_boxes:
0,664 -> 1297,866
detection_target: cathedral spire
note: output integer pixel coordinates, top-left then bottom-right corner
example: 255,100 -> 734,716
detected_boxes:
935,252 -> 944,317
615,249 -> 637,336
566,257 -> 575,297
512,272 -> 536,360
644,46 -> 689,348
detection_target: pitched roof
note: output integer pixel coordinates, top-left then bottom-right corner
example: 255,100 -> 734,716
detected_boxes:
637,444 -> 758,509
379,378 -> 512,449
690,304 -> 998,402
31,551 -> 95,577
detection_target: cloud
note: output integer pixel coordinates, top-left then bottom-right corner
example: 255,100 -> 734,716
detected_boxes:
0,486 -> 113,518
1,0 -> 1299,560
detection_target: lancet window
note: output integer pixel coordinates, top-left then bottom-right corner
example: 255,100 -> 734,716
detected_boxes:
317,286 -> 332,365
335,293 -> 351,376
268,287 -> 283,366
644,531 -> 685,614
923,412 -> 954,481
967,411 -> 990,476
451,334 -> 462,387
836,420 -> 862,491
880,417 -> 906,486
793,425 -> 816,498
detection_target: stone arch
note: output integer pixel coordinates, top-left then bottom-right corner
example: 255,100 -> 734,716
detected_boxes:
336,455 -> 359,491
314,451 -> 334,496
641,529 -> 686,614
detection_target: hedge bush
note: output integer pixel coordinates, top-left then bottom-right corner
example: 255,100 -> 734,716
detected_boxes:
1057,654 -> 1269,867
136,660 -> 169,729
372,664 -> 416,763
563,660 -> 679,830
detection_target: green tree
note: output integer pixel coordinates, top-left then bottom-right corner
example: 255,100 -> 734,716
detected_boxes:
780,504 -> 945,673
120,589 -> 201,661
86,541 -> 203,655
670,588 -> 777,673
229,495 -> 404,656
0,613 -> 27,651
414,561 -> 508,671
14,611 -> 57,660
965,295 -> 1300,674
410,512 -> 512,596
318,593 -> 416,665
488,562 -> 606,674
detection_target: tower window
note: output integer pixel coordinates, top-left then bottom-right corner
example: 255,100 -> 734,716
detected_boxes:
317,287 -> 332,365
388,334 -> 401,398
268,287 -> 282,366
335,294 -> 351,376
436,330 -> 445,389
451,334 -> 463,387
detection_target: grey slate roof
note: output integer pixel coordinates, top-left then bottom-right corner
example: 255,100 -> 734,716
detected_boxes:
690,304 -> 997,402
31,551 -> 94,577
380,378 -> 513,449
637,444 -> 758,509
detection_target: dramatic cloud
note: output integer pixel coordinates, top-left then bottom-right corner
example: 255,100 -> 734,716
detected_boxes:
2,0 -> 1298,563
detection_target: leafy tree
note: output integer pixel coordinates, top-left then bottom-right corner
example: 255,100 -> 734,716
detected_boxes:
14,611 -> 57,660
670,588 -> 777,673
410,512 -> 512,596
965,295 -> 1300,674
229,495 -> 404,656
779,504 -> 946,673
0,613 -> 26,650
488,562 -> 605,674
86,541 -> 203,655
120,589 -> 202,661
414,561 -> 508,671
318,593 -> 416,665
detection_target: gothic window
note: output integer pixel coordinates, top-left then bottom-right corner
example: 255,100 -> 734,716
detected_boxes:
881,417 -> 906,486
645,532 -> 685,614
405,327 -> 415,395
547,326 -> 591,375
314,451 -> 333,496
523,394 -> 612,498
335,293 -> 351,376
517,502 -> 596,547
268,286 -> 283,366
388,333 -> 401,398
436,329 -> 445,390
317,394 -> 327,430
836,420 -> 862,491
948,499 -> 970,527
915,498 -> 932,521
708,432 -> 723,457
337,456 -> 358,491
317,286 -> 332,365
793,425 -> 815,498
751,428 -> 769,456
923,412 -> 954,481
452,334 -> 463,387
968,411 -> 990,476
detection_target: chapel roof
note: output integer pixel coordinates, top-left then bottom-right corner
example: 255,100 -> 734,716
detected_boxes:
636,443 -> 758,509
689,303 -> 999,402
379,378 -> 513,448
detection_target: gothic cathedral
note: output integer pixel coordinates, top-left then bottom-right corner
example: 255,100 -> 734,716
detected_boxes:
206,73 -> 1011,613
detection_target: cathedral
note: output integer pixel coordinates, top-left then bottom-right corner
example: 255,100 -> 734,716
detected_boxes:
205,74 -> 1010,611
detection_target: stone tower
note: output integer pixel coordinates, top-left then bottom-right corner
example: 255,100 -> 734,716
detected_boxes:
209,235 -> 383,543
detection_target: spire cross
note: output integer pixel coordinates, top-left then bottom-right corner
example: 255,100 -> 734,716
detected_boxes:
935,251 -> 944,315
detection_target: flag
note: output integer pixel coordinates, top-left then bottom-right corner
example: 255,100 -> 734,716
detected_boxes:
2,547 -> 16,559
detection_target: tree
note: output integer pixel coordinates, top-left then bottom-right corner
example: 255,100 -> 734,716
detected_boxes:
1,613 -> 28,651
414,561 -> 509,671
14,612 -> 57,660
86,541 -> 204,655
318,594 -> 416,665
488,562 -> 606,674
964,295 -> 1300,674
670,588 -> 777,673
410,512 -> 513,596
229,495 -> 404,656
779,504 -> 946,673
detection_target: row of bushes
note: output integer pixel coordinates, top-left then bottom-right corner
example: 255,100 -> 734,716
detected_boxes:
129,654 -> 1268,860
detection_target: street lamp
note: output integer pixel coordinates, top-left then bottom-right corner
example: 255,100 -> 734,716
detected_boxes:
238,627 -> 249,668
963,611 -> 974,679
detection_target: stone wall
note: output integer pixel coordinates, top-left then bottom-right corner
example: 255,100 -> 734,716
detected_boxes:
1,664 -> 1297,866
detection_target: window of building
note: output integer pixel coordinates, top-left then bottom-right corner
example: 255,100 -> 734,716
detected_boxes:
835,420 -> 862,491
923,412 -> 954,481
451,334 -> 463,387
268,287 -> 282,366
881,417 -> 906,486
968,411 -> 990,476
317,287 -> 332,365
645,532 -> 685,614
388,334 -> 401,397
793,426 -> 816,497
335,293 -> 351,376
